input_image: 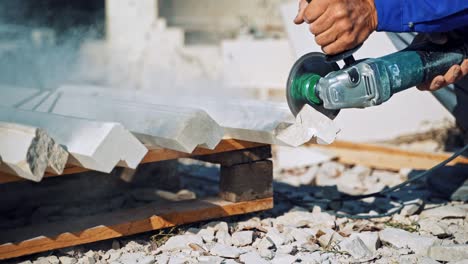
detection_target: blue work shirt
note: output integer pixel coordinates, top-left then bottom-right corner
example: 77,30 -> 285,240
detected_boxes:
374,0 -> 468,33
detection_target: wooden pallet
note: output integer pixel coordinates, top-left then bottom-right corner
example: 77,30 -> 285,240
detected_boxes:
0,139 -> 266,184
0,198 -> 273,260
0,139 -> 274,260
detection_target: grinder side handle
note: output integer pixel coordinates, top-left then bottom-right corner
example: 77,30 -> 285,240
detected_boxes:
378,41 -> 468,94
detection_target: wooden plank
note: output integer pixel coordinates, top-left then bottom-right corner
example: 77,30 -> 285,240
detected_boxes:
0,139 -> 267,184
141,139 -> 266,164
197,145 -> 272,166
0,197 -> 273,260
314,140 -> 468,171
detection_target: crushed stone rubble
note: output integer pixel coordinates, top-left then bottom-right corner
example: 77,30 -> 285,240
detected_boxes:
9,147 -> 468,264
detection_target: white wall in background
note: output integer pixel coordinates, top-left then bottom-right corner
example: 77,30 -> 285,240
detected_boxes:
222,39 -> 295,90
106,0 -> 158,45
280,1 -> 454,142
159,0 -> 285,33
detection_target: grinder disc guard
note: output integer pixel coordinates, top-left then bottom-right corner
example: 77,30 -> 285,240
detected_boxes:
286,52 -> 340,119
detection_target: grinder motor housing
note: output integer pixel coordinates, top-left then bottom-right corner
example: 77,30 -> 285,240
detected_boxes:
287,40 -> 468,119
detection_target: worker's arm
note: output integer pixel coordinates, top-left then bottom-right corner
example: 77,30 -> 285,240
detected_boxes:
294,0 -> 468,91
374,0 -> 468,33
374,0 -> 468,91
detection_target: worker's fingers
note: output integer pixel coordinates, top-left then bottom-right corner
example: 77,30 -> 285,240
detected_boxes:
416,81 -> 431,91
429,76 -> 447,91
294,0 -> 309,24
314,19 -> 354,47
303,0 -> 328,24
321,34 -> 357,55
309,8 -> 337,35
444,65 -> 462,84
314,25 -> 339,47
417,61 -> 468,92
461,59 -> 468,76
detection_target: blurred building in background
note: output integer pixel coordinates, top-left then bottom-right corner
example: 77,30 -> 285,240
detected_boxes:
0,0 -> 454,142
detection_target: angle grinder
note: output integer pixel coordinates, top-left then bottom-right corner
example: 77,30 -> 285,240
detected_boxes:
286,39 -> 468,119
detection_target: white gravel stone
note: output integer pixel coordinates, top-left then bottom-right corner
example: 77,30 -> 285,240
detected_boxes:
209,221 -> 229,232
167,253 -> 194,264
379,228 -> 438,255
337,166 -> 371,194
447,260 -> 468,264
155,253 -> 170,264
256,237 -> 275,251
275,211 -> 312,227
276,210 -> 335,230
84,251 -> 97,261
295,241 -> 320,252
209,244 -> 242,258
289,227 -> 316,243
271,253 -> 298,264
419,219 -> 448,237
239,251 -> 269,264
139,256 -> 156,264
215,229 -> 233,245
103,250 -> 122,262
257,248 -> 274,260
277,244 -> 295,254
428,245 -> 468,262
198,228 -> 215,243
118,252 -> 147,264
236,218 -> 262,231
317,228 -> 344,248
159,235 -> 203,252
351,232 -> 380,252
197,256 -> 223,264
279,166 -> 319,187
338,236 -> 373,259
33,259 -> 49,264
238,246 -> 255,254
370,170 -> 404,188
44,256 -> 59,264
297,252 -> 322,263
266,227 -> 288,246
232,231 -> 254,247
261,218 -> 275,228
454,230 -> 468,244
315,162 -> 346,186
77,256 -> 95,264
401,199 -> 425,216
59,256 -> 77,264
420,205 -> 467,219
419,256 -> 442,264
223,260 -> 239,264
124,241 -> 145,252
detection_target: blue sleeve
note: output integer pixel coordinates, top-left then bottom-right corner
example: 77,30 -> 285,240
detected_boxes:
373,0 -> 468,33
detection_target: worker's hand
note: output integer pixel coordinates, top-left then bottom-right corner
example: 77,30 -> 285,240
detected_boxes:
417,61 -> 468,91
416,34 -> 468,91
294,0 -> 378,55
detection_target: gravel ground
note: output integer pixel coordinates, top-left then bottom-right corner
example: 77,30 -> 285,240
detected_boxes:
8,146 -> 468,264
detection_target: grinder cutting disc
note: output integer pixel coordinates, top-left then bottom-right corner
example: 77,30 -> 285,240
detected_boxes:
286,52 -> 340,119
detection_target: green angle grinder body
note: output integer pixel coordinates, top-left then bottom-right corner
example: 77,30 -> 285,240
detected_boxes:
286,52 -> 340,119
